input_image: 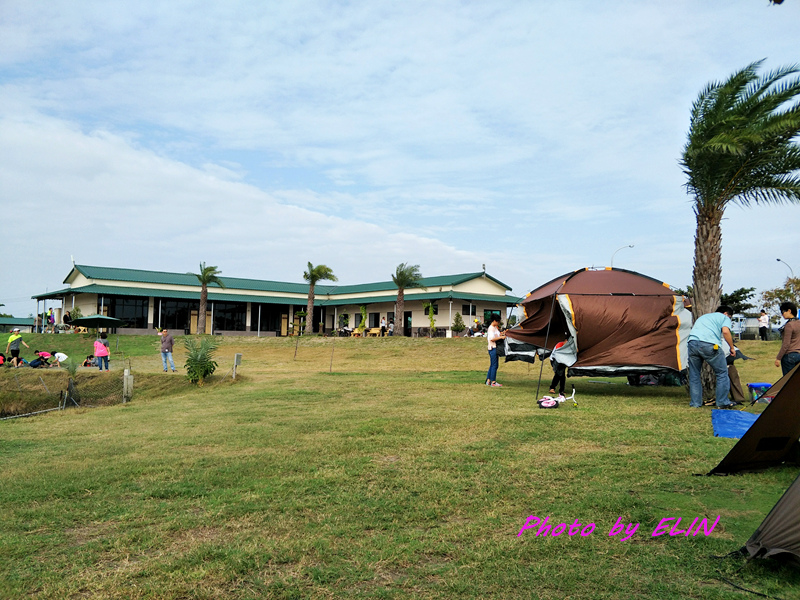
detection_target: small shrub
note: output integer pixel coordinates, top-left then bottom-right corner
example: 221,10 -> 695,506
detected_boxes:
452,312 -> 466,333
63,358 -> 79,378
184,336 -> 219,386
357,306 -> 368,335
423,302 -> 437,337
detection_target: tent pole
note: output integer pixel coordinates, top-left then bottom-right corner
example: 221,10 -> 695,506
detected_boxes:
534,289 -> 561,400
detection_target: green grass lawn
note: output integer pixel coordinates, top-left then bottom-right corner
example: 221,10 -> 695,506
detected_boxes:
1,336 -> 799,599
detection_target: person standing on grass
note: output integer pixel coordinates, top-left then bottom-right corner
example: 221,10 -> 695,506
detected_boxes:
160,328 -> 176,372
758,309 -> 770,341
549,340 -> 568,396
775,302 -> 800,376
687,305 -> 736,408
485,316 -> 506,387
94,332 -> 110,371
5,328 -> 29,368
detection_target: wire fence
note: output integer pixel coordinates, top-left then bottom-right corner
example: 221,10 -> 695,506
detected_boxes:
0,369 -> 127,421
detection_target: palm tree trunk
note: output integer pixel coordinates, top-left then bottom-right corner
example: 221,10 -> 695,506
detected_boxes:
692,207 -> 723,318
198,285 -> 207,335
396,289 -> 405,337
305,284 -> 315,335
692,207 -> 724,400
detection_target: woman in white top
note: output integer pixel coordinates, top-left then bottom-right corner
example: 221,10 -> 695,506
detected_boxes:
758,310 -> 769,341
486,316 -> 506,387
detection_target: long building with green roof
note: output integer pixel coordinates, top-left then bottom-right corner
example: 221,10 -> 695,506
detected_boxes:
33,265 -> 520,336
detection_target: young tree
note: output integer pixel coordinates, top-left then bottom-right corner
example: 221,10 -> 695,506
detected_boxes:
392,263 -> 425,337
423,302 -> 437,337
681,61 -> 800,319
720,287 -> 757,315
191,263 -> 225,335
452,312 -> 466,334
303,262 -> 337,335
761,277 -> 800,315
357,305 -> 367,336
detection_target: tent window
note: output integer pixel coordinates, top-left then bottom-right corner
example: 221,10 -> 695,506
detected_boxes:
756,437 -> 790,452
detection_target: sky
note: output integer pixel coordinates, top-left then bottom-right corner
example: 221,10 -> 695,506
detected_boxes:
1,1 -> 799,318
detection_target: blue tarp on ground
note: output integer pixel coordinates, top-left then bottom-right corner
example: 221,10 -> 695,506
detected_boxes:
712,409 -> 760,439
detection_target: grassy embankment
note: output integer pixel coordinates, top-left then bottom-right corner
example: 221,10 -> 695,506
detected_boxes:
1,335 -> 799,599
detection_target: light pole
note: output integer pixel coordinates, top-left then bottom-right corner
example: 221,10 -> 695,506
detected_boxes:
611,245 -> 634,268
777,258 -> 795,278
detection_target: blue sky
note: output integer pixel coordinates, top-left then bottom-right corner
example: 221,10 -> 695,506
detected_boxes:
1,1 -> 799,317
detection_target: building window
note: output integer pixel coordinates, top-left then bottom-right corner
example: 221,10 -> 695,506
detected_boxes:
462,304 -> 477,316
387,311 -> 395,323
252,303 -> 289,334
484,309 -> 501,324
157,299 -> 197,331
213,302 -> 247,331
98,295 -> 148,329
369,312 -> 380,328
424,304 -> 438,316
354,313 -> 362,327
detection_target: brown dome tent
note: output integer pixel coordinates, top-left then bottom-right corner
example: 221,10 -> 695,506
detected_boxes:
502,267 -> 693,377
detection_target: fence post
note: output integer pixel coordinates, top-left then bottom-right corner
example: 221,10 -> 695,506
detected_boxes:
123,369 -> 134,403
233,353 -> 242,380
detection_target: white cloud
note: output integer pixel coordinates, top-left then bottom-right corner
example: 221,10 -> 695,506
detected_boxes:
1,0 -> 800,317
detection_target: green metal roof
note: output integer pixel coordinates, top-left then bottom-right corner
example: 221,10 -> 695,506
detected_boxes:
32,286 -> 74,300
67,265 -> 310,294
65,265 -> 510,295
0,317 -> 36,326
316,272 -> 511,295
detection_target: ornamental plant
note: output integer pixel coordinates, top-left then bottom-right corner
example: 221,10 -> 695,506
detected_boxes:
423,302 -> 437,337
184,336 -> 219,386
357,306 -> 367,335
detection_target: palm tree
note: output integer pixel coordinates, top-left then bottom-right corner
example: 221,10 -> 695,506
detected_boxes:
303,262 -> 337,335
681,60 -> 800,318
392,263 -> 425,337
191,263 -> 225,335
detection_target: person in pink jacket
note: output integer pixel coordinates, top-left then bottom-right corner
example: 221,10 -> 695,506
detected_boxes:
94,333 -> 110,371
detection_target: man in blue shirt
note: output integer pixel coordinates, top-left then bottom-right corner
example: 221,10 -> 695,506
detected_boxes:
687,305 -> 737,408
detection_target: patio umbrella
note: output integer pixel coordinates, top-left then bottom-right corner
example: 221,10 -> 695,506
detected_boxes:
70,314 -> 126,350
70,314 -> 126,328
